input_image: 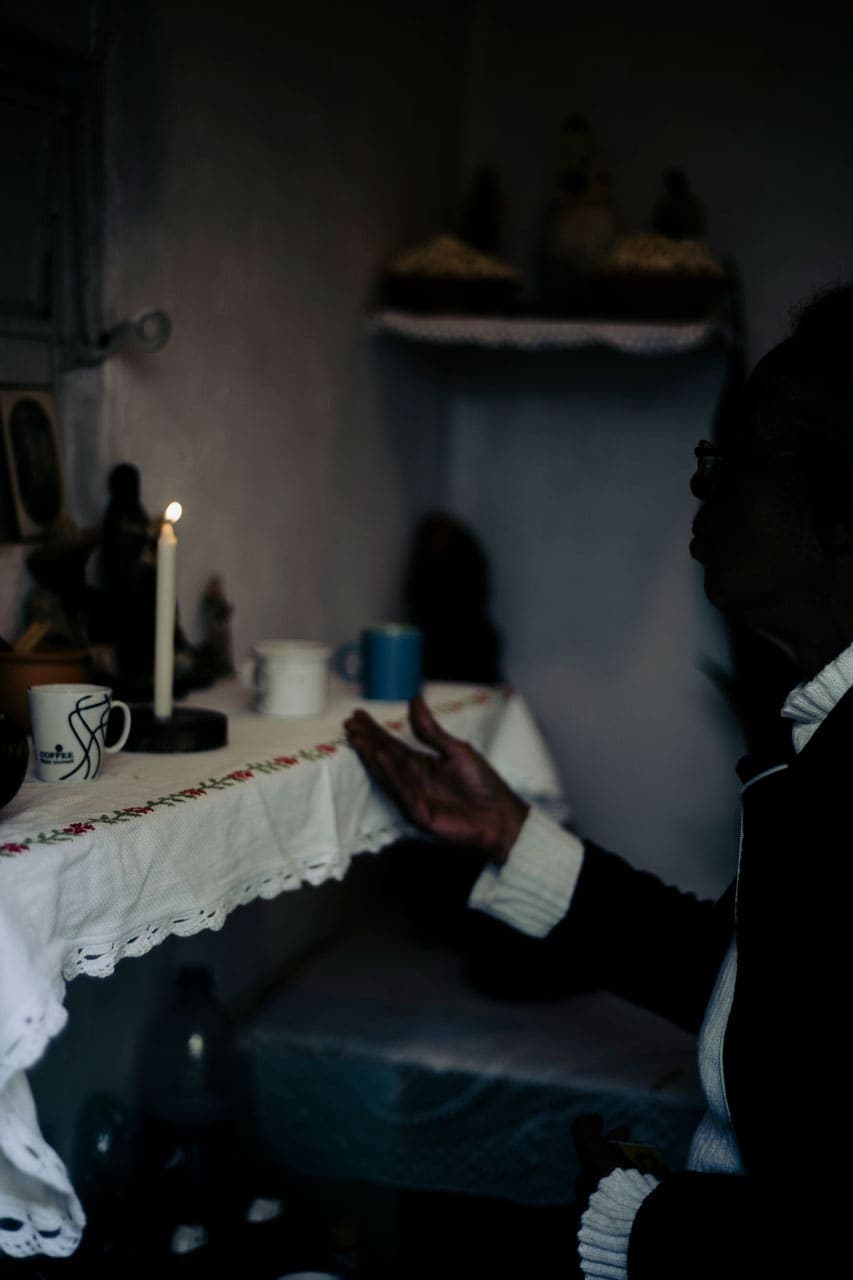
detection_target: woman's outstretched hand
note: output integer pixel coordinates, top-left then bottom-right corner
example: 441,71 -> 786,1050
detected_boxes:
344,692 -> 529,864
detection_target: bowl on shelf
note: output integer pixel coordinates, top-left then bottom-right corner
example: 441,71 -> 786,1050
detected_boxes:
0,648 -> 92,734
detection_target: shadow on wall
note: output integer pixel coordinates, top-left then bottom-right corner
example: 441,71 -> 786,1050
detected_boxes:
403,510 -> 502,685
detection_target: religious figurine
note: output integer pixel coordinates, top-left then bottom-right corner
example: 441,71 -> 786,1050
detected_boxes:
101,464 -> 152,606
95,464 -> 233,700
651,169 -> 706,240
196,576 -> 235,681
98,464 -> 200,699
98,463 -> 158,693
539,113 -> 617,300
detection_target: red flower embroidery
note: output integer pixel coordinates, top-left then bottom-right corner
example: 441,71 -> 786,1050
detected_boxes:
180,788 -> 206,797
122,806 -> 154,816
1,842 -> 27,854
317,744 -> 337,755
473,691 -> 491,703
63,822 -> 95,835
274,756 -> 299,767
385,720 -> 403,731
228,770 -> 254,781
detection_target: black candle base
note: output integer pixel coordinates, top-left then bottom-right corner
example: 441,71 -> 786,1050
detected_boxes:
124,705 -> 228,753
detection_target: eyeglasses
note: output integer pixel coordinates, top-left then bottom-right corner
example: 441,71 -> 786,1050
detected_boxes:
692,439 -> 801,497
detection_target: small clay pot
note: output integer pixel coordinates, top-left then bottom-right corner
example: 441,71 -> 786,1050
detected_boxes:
0,649 -> 91,734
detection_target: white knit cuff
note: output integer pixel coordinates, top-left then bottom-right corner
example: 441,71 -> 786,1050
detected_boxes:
467,805 -> 584,937
578,1167 -> 660,1280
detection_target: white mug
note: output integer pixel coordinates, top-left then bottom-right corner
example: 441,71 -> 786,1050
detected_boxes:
247,641 -> 331,717
28,684 -> 132,783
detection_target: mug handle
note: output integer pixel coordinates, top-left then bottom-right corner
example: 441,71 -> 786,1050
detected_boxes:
104,700 -> 132,753
238,656 -> 257,689
334,640 -> 362,683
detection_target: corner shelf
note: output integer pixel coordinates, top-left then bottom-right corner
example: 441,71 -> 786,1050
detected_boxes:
367,308 -> 732,356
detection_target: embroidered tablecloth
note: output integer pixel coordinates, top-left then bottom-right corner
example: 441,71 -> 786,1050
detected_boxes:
0,680 -> 564,1258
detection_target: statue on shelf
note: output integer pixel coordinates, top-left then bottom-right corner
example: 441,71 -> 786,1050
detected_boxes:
651,168 -> 706,240
539,113 -> 617,302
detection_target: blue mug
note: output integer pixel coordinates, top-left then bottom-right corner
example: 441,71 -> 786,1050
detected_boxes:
336,624 -> 423,700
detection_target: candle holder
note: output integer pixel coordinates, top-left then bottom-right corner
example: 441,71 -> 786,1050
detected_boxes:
124,705 -> 228,753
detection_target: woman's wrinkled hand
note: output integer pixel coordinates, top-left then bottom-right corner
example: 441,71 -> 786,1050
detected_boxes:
344,693 -> 529,864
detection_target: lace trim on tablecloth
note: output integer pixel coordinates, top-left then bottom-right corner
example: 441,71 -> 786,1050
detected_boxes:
0,1074 -> 85,1258
0,822 -> 405,1259
0,1191 -> 83,1258
59,821 -> 407,981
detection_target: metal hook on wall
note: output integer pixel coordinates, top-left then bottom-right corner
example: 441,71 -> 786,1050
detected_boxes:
77,309 -> 173,366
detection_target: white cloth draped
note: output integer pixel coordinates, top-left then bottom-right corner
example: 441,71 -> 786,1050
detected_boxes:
0,680 -> 565,1258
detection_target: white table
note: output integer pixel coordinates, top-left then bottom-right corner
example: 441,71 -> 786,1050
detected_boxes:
0,680 -> 564,1258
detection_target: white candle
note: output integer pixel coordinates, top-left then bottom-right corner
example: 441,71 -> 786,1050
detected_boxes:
154,501 -> 182,719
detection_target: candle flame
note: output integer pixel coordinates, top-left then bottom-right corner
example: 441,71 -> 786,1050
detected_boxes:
164,501 -> 183,524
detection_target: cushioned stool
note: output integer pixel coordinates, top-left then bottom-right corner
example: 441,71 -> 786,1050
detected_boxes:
243,919 -> 703,1204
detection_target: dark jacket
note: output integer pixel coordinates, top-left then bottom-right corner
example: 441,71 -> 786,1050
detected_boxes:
467,686 -> 851,1276
555,684 -> 853,1279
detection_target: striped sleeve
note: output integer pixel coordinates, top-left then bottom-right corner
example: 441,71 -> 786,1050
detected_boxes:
579,1168 -> 660,1280
467,805 -> 584,937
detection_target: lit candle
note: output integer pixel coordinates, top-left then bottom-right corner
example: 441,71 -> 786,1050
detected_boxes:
154,501 -> 182,719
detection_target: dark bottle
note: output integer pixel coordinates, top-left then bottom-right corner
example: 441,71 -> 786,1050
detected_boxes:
135,966 -> 252,1268
70,1093 -> 138,1275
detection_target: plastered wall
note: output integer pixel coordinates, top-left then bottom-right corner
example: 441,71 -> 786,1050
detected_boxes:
86,0 -> 465,661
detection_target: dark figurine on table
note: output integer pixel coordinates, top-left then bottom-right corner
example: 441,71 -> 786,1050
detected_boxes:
99,463 -> 157,683
98,463 -> 231,699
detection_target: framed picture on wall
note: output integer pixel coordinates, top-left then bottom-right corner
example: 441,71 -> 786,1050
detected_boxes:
0,386 -> 70,541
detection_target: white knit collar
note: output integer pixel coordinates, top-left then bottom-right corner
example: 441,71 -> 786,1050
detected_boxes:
780,640 -> 853,753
